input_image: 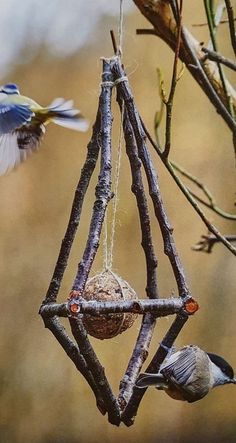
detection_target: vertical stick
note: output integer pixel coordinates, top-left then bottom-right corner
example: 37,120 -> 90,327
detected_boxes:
71,59 -> 114,293
69,59 -> 120,425
117,104 -> 159,407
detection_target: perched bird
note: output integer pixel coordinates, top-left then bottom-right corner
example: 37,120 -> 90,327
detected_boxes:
0,83 -> 89,175
136,345 -> 236,403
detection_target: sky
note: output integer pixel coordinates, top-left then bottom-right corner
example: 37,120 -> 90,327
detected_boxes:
0,0 -> 134,76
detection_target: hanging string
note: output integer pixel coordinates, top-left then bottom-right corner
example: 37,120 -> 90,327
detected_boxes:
118,0 -> 124,56
103,211 -> 109,270
107,102 -> 124,269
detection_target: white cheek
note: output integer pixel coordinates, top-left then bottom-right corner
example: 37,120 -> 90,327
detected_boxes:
210,361 -> 229,386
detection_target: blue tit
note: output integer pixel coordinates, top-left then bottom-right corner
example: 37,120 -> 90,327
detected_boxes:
0,83 -> 89,175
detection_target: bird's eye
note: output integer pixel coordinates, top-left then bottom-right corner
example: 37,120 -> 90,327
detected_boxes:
222,366 -> 234,378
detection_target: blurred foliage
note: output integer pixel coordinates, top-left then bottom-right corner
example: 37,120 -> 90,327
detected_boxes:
0,2 -> 235,443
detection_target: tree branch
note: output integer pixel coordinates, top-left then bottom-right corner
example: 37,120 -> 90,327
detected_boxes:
133,0 -> 236,136
201,47 -> 236,72
193,232 -> 236,253
142,123 -> 236,255
171,160 -> 236,220
203,0 -> 232,115
225,0 -> 236,56
163,0 -> 183,157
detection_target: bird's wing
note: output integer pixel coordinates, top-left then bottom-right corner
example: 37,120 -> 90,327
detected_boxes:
160,346 -> 197,386
0,133 -> 21,175
136,373 -> 167,389
0,124 -> 45,176
0,103 -> 34,134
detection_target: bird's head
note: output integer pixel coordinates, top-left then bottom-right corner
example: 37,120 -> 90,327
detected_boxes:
0,83 -> 20,95
207,352 -> 236,387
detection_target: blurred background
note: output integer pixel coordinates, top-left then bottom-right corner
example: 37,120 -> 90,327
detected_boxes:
0,1 -> 235,442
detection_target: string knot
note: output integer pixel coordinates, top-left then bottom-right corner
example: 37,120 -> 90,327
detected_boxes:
100,76 -> 128,89
100,81 -> 114,88
114,76 -> 128,86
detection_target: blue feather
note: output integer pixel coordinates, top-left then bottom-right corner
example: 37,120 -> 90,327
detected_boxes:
0,103 -> 34,134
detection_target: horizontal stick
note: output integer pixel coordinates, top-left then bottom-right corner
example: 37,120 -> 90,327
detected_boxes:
40,298 -> 184,317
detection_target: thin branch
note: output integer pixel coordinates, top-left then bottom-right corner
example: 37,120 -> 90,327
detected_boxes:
136,28 -> 157,35
163,162 -> 236,255
133,0 -> 236,136
203,0 -> 231,113
193,232 -> 236,253
141,122 -> 236,255
110,29 -> 118,54
163,0 -> 183,158
206,2 -> 226,46
171,160 -> 236,220
181,27 -> 236,134
186,188 -> 236,220
192,18 -> 236,27
201,47 -> 236,72
225,0 -> 236,55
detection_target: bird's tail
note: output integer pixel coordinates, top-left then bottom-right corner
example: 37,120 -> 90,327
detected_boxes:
136,373 -> 167,389
37,98 -> 89,131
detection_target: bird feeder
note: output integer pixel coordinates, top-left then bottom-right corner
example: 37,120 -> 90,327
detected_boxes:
39,55 -> 198,427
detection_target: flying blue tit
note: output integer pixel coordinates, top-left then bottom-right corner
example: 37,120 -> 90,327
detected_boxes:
0,83 -> 89,175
